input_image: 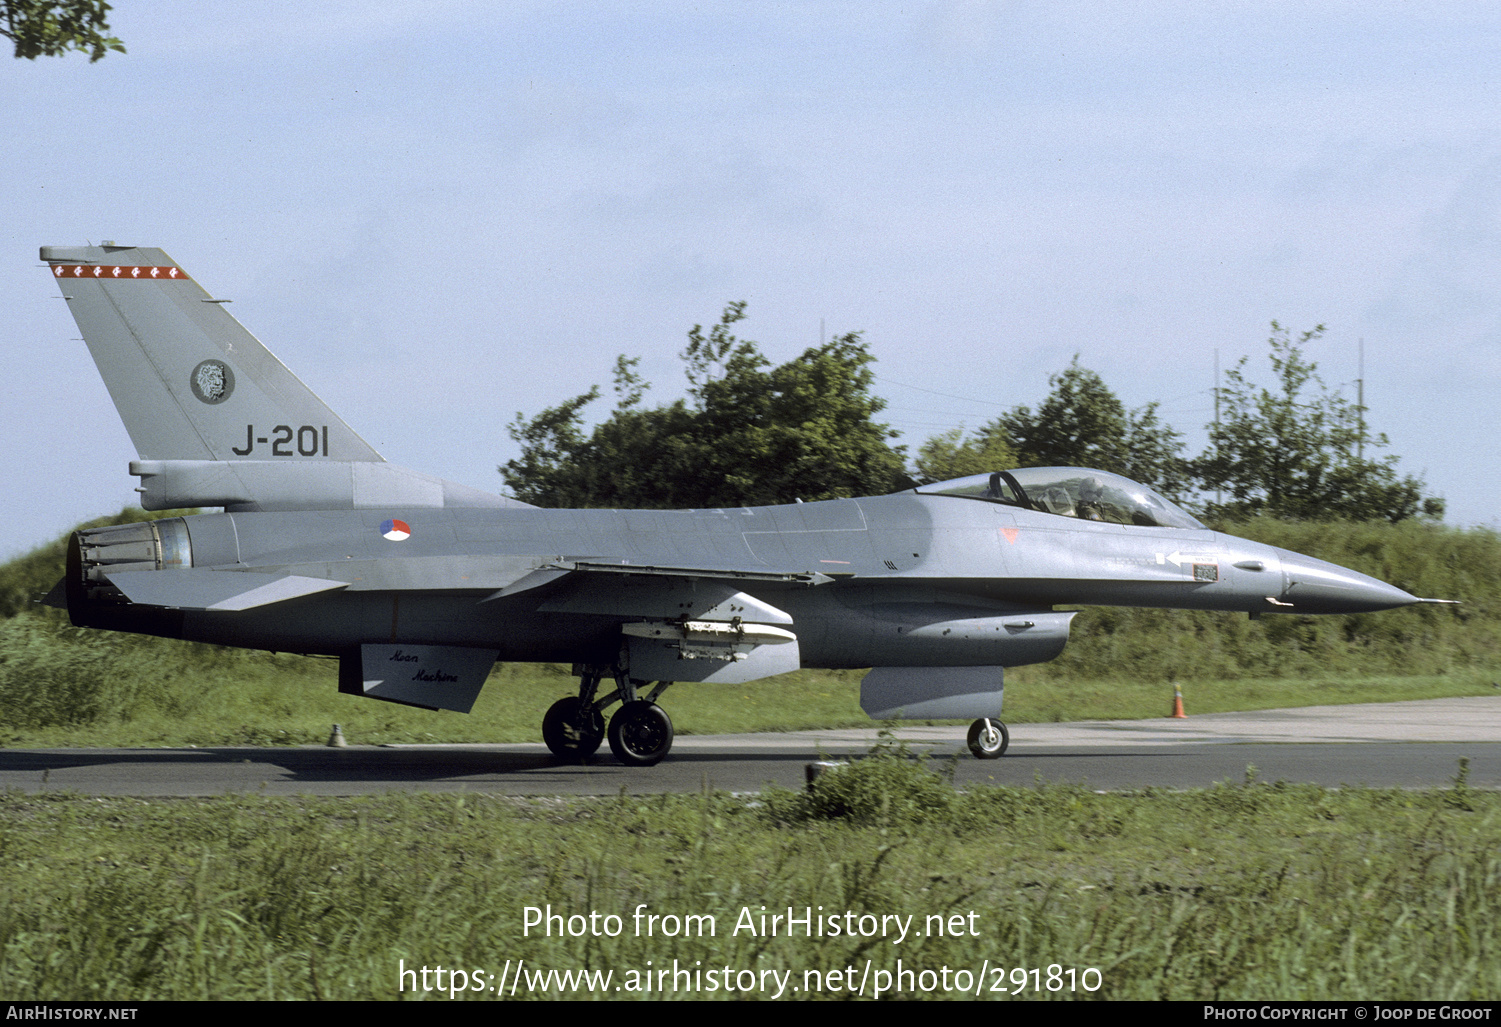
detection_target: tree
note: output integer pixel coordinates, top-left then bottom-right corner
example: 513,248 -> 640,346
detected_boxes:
498,387 -> 601,506
3,1 -> 124,61
979,358 -> 1192,501
501,304 -> 909,508
912,428 -> 1017,485
1196,322 -> 1436,522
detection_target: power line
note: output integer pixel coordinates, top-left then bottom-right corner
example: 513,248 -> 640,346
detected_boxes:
870,373 -> 1010,408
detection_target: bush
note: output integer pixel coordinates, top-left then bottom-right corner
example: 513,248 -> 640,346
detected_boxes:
763,732 -> 956,826
0,615 -> 144,729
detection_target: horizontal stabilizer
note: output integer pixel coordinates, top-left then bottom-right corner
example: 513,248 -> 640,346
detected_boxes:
105,569 -> 347,611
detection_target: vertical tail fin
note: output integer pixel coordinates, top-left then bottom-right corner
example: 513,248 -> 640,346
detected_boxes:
42,244 -> 382,464
41,243 -> 519,511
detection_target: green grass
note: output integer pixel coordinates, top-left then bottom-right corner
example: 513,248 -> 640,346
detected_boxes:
2,647 -> 1494,750
1002,665 -> 1499,724
2,760 -> 1498,1000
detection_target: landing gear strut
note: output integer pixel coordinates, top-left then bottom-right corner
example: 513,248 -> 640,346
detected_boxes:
967,717 -> 1009,759
543,667 -> 675,765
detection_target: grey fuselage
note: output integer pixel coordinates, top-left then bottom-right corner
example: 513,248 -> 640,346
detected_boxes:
69,487 -> 1413,671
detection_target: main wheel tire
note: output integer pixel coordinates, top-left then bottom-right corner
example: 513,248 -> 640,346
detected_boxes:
607,701 -> 674,766
542,697 -> 605,760
967,718 -> 1009,759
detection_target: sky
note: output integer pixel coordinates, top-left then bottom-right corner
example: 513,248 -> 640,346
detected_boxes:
4,1 -> 1498,558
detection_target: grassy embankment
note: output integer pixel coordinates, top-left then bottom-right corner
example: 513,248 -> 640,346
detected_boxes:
2,749 -> 1497,1000
1,511 -> 1496,747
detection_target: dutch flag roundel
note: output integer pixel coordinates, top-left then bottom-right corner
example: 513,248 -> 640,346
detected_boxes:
380,518 -> 411,542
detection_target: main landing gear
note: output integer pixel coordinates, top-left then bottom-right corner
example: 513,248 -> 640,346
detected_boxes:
541,697 -> 604,759
967,718 -> 1009,759
543,667 -> 675,766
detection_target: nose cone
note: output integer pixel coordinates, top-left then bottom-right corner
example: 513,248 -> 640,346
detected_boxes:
1276,550 -> 1418,614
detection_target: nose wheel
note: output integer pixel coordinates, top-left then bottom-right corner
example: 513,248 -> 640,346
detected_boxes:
967,718 -> 1009,759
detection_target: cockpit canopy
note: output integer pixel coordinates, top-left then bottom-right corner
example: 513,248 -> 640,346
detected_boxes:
915,467 -> 1204,530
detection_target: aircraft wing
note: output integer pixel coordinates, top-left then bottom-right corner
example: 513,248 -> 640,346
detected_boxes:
92,549 -> 832,615
487,559 -> 835,600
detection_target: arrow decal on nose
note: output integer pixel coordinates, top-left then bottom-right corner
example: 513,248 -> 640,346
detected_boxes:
1156,550 -> 1218,568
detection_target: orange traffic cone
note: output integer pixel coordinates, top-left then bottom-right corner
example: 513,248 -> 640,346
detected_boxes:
1170,686 -> 1187,719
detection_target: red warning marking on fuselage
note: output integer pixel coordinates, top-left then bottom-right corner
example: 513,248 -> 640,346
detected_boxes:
1000,527 -> 1020,545
49,265 -> 188,280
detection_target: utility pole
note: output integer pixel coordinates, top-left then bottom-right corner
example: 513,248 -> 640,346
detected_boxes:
1213,348 -> 1220,508
1356,338 -> 1364,462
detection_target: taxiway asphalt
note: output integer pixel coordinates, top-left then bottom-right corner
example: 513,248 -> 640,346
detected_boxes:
2,697 -> 1498,796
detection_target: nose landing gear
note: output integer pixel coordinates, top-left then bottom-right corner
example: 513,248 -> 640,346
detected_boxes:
967,717 -> 1009,759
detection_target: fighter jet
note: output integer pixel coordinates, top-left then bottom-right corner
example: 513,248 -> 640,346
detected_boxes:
38,244 -> 1437,765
